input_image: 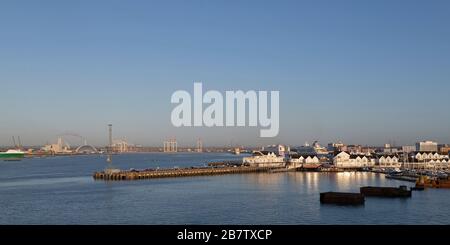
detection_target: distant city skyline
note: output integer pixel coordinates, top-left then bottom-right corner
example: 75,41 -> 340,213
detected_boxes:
1,0 -> 450,146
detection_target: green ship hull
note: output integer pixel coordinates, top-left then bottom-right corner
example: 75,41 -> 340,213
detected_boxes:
0,151 -> 25,160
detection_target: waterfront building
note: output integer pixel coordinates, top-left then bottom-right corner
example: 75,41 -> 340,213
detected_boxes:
288,154 -> 320,168
242,151 -> 285,167
333,151 -> 375,169
377,155 -> 400,168
416,141 -> 438,152
413,152 -> 449,162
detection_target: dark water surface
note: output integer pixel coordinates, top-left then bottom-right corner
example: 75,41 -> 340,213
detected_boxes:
0,153 -> 448,224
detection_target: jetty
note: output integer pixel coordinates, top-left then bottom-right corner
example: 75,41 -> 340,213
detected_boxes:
93,166 -> 274,181
385,174 -> 418,182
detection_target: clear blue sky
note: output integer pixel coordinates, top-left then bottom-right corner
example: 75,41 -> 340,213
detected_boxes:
1,0 -> 449,147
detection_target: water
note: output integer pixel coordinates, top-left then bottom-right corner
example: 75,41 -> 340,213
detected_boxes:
0,153 -> 449,224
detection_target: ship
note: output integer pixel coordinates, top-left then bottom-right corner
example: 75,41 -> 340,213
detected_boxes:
0,149 -> 25,161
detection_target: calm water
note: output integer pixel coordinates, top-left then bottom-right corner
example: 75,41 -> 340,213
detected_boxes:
0,153 -> 449,225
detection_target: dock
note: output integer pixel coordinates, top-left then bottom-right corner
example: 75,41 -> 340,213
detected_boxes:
93,166 -> 274,181
385,174 -> 418,182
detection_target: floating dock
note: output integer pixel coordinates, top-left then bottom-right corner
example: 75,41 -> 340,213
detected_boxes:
320,192 -> 365,205
360,186 -> 412,198
385,174 -> 418,182
93,166 -> 273,181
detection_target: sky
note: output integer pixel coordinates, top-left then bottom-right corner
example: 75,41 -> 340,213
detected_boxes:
1,0 -> 450,147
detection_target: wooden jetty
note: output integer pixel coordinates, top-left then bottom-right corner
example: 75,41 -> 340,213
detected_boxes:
320,192 -> 365,205
93,166 -> 273,181
360,186 -> 412,198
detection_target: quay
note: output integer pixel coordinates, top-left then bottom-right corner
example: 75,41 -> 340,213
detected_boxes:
93,166 -> 274,181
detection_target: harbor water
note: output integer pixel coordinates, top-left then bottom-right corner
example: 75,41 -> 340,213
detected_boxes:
0,153 -> 449,224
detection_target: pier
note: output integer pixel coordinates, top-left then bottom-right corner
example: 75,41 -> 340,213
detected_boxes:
93,166 -> 274,181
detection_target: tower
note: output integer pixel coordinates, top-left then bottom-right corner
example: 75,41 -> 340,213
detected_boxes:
196,138 -> 203,153
107,124 -> 112,163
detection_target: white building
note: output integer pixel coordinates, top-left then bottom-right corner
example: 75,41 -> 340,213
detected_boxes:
333,152 -> 375,169
377,155 -> 401,168
416,141 -> 438,152
413,152 -> 449,162
243,151 -> 285,167
289,154 -> 319,164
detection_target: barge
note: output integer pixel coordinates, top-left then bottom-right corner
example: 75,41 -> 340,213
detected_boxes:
360,186 -> 412,198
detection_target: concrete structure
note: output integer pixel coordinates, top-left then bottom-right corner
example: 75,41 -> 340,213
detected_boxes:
416,141 -> 438,152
